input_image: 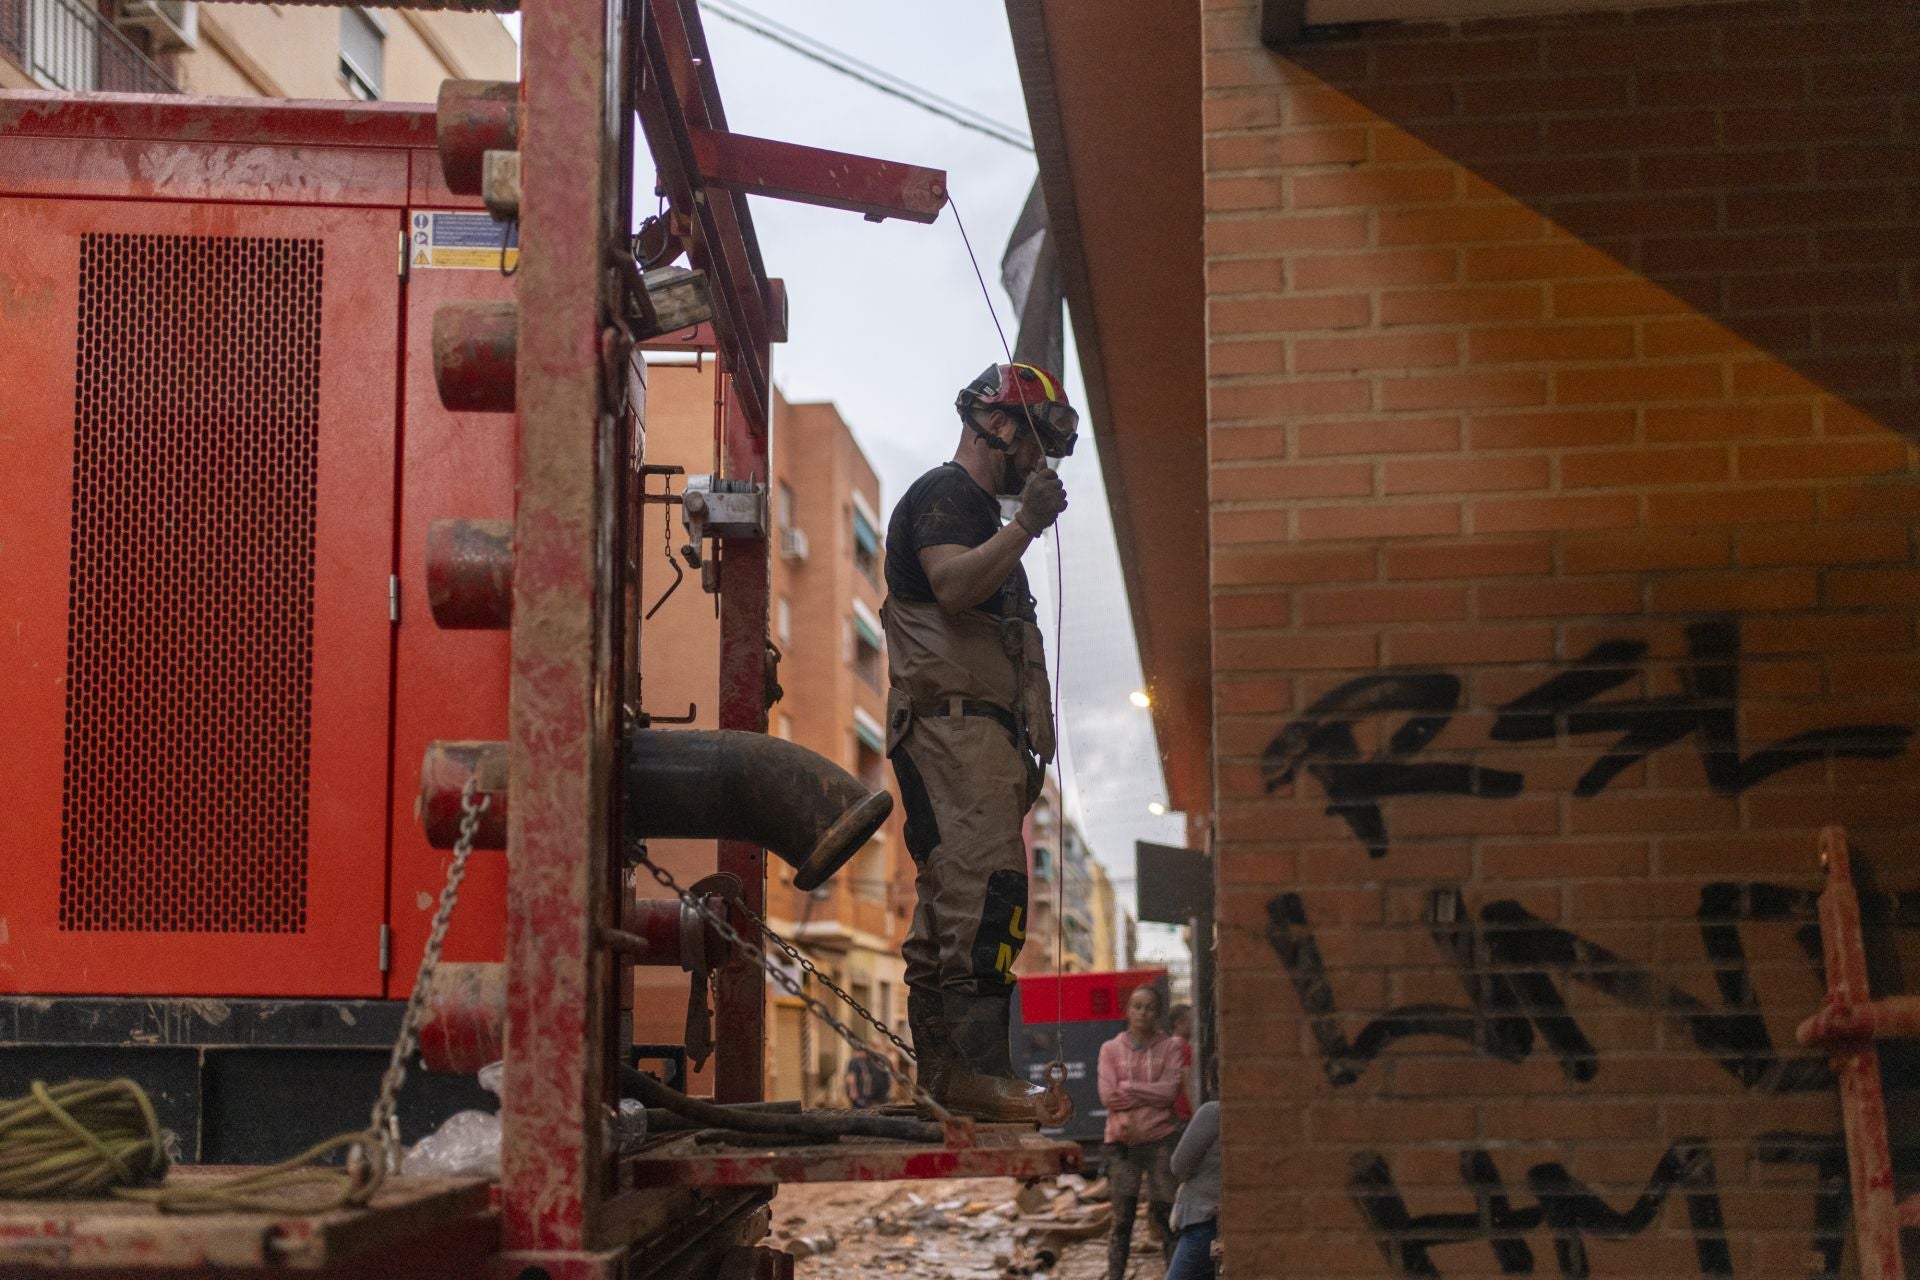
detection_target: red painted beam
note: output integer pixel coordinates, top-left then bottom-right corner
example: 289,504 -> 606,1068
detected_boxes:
221,0 -> 517,8
634,0 -> 773,437
499,0 -> 624,1261
689,128 -> 947,225
713,380 -> 771,1104
0,91 -> 438,148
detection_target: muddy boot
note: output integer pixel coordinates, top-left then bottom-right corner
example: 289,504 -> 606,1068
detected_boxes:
940,990 -> 1046,1124
907,987 -> 956,1114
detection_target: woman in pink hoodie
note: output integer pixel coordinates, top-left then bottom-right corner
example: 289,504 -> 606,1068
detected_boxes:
1097,984 -> 1184,1280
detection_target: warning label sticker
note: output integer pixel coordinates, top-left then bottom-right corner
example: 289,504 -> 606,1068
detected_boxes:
408,210 -> 519,271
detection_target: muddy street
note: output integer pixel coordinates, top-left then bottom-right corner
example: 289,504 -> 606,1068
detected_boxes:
767,1173 -> 1170,1280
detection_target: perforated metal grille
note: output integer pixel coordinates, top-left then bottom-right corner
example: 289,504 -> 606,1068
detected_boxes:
59,234 -> 323,933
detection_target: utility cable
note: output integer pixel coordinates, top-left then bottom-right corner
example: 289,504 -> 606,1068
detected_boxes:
702,0 -> 1035,153
620,1065 -> 941,1144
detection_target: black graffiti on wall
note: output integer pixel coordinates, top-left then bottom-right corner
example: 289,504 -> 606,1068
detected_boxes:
1351,1141 -> 1731,1278
1263,883 -> 1884,1093
1350,1132 -> 1861,1280
1262,620 -> 1912,858
1254,617 -> 1917,1276
1752,1132 -> 1853,1280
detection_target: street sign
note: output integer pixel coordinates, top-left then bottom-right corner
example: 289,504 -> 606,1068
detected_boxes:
1136,841 -> 1211,925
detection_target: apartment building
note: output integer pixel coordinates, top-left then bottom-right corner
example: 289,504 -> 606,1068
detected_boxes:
631,363 -> 914,1106
1087,858 -> 1118,972
1,0 -> 514,102
1017,776 -> 1103,976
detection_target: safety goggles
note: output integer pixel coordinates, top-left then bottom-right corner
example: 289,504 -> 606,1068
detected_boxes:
1021,399 -> 1080,458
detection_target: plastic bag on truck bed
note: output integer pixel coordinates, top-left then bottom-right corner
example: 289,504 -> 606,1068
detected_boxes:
401,1062 -> 647,1177
402,1108 -> 501,1178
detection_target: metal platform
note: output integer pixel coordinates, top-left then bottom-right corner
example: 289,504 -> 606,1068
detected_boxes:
0,1173 -> 495,1271
622,1127 -> 1083,1189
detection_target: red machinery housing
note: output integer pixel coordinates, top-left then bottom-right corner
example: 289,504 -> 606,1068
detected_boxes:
0,95 -> 517,1163
0,99 -> 513,1003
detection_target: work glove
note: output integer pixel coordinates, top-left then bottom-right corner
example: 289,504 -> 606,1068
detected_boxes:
1015,467 -> 1068,536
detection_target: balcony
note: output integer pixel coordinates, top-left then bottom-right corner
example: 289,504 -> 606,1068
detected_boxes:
1,0 -> 178,95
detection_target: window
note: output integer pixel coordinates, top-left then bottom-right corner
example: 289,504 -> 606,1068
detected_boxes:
777,482 -> 796,532
850,600 -> 882,691
339,7 -> 384,100
1033,846 -> 1053,879
851,496 -> 881,585
855,742 -> 884,794
26,0 -> 99,92
851,836 -> 887,903
776,596 -> 792,649
853,707 -> 885,788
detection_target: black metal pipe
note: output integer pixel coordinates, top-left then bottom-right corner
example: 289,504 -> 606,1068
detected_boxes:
644,1101 -> 802,1133
625,729 -> 893,891
621,1066 -> 939,1143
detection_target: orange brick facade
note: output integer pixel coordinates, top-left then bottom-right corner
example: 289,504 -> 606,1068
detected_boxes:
1201,2 -> 1918,1276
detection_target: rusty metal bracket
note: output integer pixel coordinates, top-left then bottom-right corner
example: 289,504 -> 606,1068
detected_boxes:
1795,825 -> 1920,1280
687,128 -> 946,224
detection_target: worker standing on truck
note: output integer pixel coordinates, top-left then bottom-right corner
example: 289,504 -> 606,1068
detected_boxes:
882,362 -> 1076,1123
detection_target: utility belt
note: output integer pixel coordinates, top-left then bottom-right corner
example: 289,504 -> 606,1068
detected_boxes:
893,692 -> 1045,807
909,696 -> 1018,739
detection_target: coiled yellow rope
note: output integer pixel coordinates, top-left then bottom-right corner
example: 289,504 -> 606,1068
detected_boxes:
0,1078 -> 387,1213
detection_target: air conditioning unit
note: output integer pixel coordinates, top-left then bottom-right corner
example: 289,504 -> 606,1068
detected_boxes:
116,0 -> 198,52
779,527 -> 809,563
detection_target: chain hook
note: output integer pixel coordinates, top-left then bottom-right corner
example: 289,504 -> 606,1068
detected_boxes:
358,778 -> 491,1187
628,844 -> 962,1133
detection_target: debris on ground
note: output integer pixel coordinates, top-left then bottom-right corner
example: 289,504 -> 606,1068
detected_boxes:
768,1172 -> 1166,1280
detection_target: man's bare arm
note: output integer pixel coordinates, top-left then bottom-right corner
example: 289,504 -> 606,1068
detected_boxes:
919,526 -> 1034,615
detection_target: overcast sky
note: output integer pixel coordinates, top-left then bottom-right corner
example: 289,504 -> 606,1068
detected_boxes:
501,5 -> 1191,957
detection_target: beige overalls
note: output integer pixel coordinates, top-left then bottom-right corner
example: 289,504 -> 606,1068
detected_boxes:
883,592 -> 1054,996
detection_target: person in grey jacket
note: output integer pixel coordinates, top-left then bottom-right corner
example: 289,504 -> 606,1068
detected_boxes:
1166,1099 -> 1220,1280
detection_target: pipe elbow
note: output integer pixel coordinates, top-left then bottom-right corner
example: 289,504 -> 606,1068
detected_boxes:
625,729 -> 893,891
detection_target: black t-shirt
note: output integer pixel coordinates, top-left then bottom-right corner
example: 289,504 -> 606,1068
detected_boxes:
884,463 -> 1035,621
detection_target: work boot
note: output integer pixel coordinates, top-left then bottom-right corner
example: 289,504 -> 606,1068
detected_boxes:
939,990 -> 1047,1124
907,987 -> 956,1106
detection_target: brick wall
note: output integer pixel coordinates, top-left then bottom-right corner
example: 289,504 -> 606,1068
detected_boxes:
1202,2 -> 1919,1276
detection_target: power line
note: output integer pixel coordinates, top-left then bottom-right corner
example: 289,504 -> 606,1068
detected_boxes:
702,0 -> 1031,148
702,0 -> 1036,154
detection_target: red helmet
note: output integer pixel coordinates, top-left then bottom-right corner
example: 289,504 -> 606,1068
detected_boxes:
955,362 -> 1080,457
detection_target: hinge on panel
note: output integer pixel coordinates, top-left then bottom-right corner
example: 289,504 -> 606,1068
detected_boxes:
398,228 -> 409,280
378,924 -> 392,973
389,574 -> 401,623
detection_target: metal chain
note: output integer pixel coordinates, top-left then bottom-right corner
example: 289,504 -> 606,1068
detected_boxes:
742,905 -> 916,1064
631,849 -> 955,1125
366,780 -> 491,1163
